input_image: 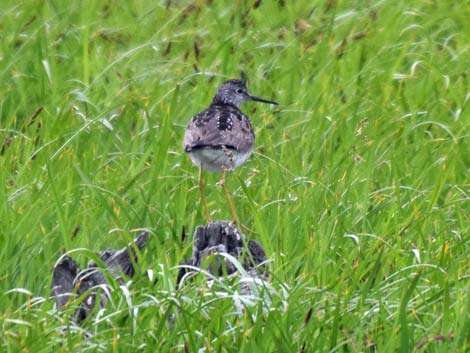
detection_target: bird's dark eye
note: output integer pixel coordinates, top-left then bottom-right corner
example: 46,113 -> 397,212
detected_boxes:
236,89 -> 243,93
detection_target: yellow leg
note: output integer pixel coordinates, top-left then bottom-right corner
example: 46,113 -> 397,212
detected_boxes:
219,171 -> 252,234
199,166 -> 211,223
220,171 -> 239,225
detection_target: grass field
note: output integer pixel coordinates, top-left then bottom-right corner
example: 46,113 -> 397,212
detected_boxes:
1,0 -> 469,352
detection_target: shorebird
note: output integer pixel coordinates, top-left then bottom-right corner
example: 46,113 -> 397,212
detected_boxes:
183,79 -> 277,224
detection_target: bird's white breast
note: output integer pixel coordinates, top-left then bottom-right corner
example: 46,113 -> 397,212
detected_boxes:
187,148 -> 252,172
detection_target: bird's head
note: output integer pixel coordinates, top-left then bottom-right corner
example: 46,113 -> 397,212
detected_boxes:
212,79 -> 278,108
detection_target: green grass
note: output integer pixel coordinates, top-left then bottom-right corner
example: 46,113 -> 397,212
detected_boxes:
1,0 -> 469,352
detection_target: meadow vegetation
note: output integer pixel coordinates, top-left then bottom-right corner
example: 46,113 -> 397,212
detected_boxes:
1,0 -> 469,352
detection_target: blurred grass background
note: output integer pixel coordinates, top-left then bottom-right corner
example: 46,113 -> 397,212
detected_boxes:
1,0 -> 469,352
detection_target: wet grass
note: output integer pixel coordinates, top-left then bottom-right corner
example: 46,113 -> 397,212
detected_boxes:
1,0 -> 469,352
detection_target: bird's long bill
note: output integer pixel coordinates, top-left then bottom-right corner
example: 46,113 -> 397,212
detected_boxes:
249,94 -> 278,105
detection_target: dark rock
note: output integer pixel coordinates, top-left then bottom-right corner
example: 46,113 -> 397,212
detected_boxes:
51,255 -> 79,309
177,221 -> 267,288
51,232 -> 149,322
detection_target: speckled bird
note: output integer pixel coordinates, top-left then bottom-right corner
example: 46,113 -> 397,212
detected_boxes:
183,79 -> 277,224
